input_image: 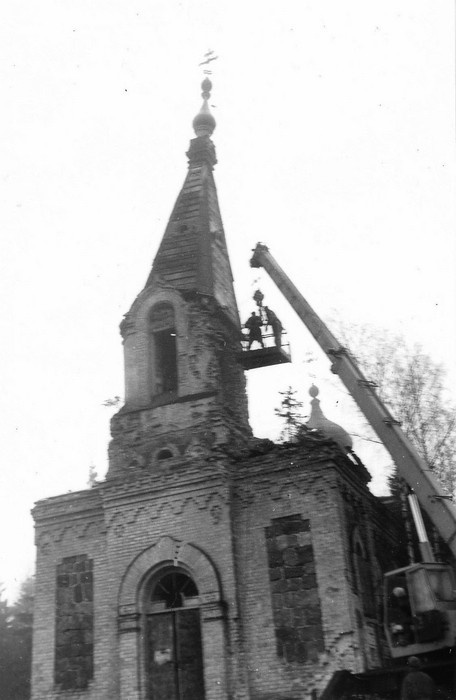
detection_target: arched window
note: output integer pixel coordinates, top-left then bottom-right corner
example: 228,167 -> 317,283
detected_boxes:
144,569 -> 205,700
149,304 -> 178,397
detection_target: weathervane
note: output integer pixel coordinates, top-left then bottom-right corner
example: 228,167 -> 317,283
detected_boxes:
199,49 -> 218,75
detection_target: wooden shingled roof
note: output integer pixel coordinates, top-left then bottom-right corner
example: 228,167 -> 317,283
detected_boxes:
144,135 -> 241,329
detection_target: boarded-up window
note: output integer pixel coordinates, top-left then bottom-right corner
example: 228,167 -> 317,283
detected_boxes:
265,515 -> 324,663
54,555 -> 93,690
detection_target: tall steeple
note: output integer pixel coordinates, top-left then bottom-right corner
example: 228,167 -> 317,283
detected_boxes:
145,78 -> 239,329
109,79 -> 251,478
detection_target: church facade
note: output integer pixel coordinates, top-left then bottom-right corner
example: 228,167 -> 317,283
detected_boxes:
31,80 -> 402,700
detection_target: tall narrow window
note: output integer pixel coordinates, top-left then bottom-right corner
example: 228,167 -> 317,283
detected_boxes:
54,555 -> 93,690
265,515 -> 325,663
149,304 -> 178,397
352,531 -> 376,618
144,569 -> 205,700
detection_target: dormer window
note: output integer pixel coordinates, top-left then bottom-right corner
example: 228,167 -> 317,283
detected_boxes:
149,304 -> 178,398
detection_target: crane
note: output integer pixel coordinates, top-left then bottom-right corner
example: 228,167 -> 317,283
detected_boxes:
250,242 -> 456,659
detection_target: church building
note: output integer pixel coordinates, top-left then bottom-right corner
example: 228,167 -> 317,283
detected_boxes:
31,79 -> 403,700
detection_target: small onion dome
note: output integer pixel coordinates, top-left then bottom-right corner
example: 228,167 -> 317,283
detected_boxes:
306,384 -> 353,452
193,78 -> 216,137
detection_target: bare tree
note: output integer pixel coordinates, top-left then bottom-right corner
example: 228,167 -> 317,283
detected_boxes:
102,396 -> 121,408
333,322 -> 456,495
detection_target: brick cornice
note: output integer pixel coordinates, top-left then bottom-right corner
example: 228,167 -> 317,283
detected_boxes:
233,439 -> 371,487
32,487 -> 103,525
102,460 -> 231,504
101,476 -> 230,513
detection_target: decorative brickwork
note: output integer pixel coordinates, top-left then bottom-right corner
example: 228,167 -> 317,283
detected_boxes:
265,514 -> 324,664
54,555 -> 94,690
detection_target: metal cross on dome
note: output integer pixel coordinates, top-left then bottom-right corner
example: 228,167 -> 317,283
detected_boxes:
199,49 -> 218,75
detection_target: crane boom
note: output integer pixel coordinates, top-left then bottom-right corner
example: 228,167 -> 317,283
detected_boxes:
251,242 -> 456,559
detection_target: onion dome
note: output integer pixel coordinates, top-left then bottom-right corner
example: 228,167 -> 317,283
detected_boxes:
306,384 -> 353,452
192,78 -> 216,137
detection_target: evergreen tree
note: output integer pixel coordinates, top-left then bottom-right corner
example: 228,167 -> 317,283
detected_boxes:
275,386 -> 304,442
87,463 -> 98,487
0,577 -> 34,699
0,584 -> 12,695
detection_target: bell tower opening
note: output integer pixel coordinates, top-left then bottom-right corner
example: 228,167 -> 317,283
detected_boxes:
108,76 -> 252,479
149,303 -> 178,398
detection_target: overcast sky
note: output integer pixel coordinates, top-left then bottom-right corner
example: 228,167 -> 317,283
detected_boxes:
1,1 -> 455,601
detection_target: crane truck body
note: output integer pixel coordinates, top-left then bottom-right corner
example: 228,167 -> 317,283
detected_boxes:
250,242 -> 456,659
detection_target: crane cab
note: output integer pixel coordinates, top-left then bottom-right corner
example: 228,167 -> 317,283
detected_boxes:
384,563 -> 456,658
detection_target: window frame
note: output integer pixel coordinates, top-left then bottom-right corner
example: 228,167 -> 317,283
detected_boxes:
148,303 -> 178,399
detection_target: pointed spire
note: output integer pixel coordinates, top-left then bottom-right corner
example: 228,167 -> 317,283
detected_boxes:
144,76 -> 240,329
306,385 -> 353,452
192,77 -> 216,137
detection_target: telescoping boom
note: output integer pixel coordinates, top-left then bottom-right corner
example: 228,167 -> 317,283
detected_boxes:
250,242 -> 456,560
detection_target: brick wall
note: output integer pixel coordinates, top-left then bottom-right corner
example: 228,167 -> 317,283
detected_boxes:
33,432 -> 403,700
32,490 -> 115,700
231,438 -> 385,699
33,459 -> 250,700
